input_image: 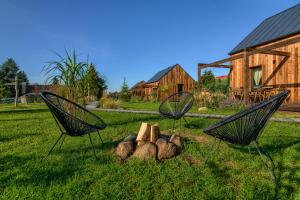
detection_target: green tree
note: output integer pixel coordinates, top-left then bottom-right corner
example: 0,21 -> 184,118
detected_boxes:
0,58 -> 29,97
0,58 -> 28,83
0,84 -> 8,99
119,77 -> 131,102
201,70 -> 215,86
85,63 -> 107,99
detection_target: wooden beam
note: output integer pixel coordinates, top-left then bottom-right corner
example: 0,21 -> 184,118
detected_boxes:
198,63 -> 205,93
200,54 -> 244,68
200,35 -> 300,68
199,64 -> 231,69
243,49 -> 250,104
248,35 -> 300,55
259,50 -> 291,57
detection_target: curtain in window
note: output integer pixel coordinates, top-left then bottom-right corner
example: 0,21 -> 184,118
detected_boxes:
253,68 -> 262,86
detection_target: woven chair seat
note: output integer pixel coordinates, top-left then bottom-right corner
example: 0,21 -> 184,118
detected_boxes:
159,92 -> 194,120
40,91 -> 106,159
203,90 -> 289,146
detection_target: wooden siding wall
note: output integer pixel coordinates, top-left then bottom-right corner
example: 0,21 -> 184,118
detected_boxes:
230,34 -> 300,104
158,65 -> 195,100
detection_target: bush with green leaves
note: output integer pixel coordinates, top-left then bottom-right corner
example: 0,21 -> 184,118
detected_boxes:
194,92 -> 227,109
130,95 -> 144,103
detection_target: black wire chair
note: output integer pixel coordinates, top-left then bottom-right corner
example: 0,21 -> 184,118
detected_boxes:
40,91 -> 106,159
159,92 -> 194,130
203,90 -> 290,180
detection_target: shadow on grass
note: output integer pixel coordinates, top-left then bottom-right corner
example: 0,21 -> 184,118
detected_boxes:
0,132 -> 40,142
0,117 -> 42,122
230,137 -> 300,155
274,150 -> 300,200
184,118 -> 213,129
206,161 -> 230,181
0,108 -> 49,115
0,146 -> 114,188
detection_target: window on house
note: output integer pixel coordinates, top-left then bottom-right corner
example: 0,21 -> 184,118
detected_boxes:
252,66 -> 262,88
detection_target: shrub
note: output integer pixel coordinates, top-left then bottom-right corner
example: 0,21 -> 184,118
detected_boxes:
194,92 -> 227,109
219,98 -> 245,109
99,97 -> 119,109
130,95 -> 144,103
205,79 -> 229,94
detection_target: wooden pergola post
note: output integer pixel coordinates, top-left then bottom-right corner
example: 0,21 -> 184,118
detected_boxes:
198,63 -> 205,93
243,48 -> 250,104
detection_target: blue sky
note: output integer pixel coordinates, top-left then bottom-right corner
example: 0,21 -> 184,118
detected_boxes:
0,0 -> 299,91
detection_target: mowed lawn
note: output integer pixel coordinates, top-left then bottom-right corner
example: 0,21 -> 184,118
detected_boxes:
0,104 -> 299,199
119,101 -> 300,119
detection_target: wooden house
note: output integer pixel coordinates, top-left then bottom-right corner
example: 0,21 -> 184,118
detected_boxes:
133,64 -> 195,101
131,80 -> 146,97
198,4 -> 300,109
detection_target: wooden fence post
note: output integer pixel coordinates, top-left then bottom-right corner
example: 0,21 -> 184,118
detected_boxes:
15,75 -> 19,107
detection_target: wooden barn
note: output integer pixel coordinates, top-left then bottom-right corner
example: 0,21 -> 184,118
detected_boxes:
131,80 -> 146,97
132,64 -> 195,101
198,4 -> 300,110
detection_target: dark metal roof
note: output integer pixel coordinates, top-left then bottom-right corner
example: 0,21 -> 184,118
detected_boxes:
146,64 -> 177,83
230,4 -> 300,55
131,80 -> 145,89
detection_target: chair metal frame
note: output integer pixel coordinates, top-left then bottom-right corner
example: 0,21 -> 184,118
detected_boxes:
203,90 -> 290,180
40,91 -> 106,159
159,92 -> 194,131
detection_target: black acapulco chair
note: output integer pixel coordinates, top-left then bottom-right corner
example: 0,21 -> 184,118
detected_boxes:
159,92 -> 194,130
203,90 -> 290,180
40,91 -> 106,159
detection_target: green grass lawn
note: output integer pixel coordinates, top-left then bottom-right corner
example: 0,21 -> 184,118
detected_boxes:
119,101 -> 300,119
0,104 -> 299,199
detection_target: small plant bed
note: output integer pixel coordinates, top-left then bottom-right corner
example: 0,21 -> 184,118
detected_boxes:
116,123 -> 183,161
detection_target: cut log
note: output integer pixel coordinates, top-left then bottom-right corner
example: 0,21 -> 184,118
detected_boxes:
115,141 -> 135,160
169,134 -> 183,153
156,138 -> 177,161
136,122 -> 151,145
150,124 -> 160,143
132,142 -> 157,160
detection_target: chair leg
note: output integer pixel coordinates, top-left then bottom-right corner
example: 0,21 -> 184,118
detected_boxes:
204,137 -> 220,164
46,133 -> 64,158
88,133 -> 98,159
254,141 -> 275,181
183,117 -> 189,126
172,119 -> 176,132
58,134 -> 66,150
97,130 -> 104,144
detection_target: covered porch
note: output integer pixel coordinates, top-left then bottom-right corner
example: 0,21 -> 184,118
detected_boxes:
198,35 -> 300,110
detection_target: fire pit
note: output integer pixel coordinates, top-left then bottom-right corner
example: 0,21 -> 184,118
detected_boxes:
115,122 -> 183,161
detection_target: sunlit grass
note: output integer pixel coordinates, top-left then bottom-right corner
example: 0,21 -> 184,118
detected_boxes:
0,104 -> 299,199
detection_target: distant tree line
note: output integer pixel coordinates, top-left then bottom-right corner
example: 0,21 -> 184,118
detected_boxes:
0,58 -> 28,98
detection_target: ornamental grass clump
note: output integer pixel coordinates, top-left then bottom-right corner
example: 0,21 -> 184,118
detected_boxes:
194,91 -> 227,109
